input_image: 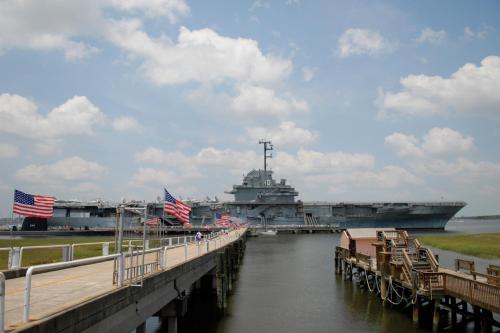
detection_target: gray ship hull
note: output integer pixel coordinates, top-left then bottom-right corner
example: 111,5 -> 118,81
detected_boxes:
223,201 -> 465,229
47,216 -> 140,229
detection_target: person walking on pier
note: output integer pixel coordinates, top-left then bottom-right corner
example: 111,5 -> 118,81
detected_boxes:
195,231 -> 202,242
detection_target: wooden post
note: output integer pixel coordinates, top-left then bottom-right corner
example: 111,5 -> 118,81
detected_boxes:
380,252 -> 390,306
216,251 -> 227,314
450,297 -> 457,328
412,296 -> 419,325
480,309 -> 492,333
225,247 -> 232,292
334,250 -> 339,274
136,322 -> 146,333
432,299 -> 440,332
473,305 -> 481,333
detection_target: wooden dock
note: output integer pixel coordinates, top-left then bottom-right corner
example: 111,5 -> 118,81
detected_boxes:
335,230 -> 500,332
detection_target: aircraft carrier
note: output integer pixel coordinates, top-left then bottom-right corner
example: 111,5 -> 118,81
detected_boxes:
194,140 -> 466,229
30,141 -> 465,230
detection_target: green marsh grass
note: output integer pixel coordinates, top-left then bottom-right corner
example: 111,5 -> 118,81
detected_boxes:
419,233 -> 500,259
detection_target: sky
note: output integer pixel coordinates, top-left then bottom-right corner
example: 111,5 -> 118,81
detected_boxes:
1,0 -> 500,216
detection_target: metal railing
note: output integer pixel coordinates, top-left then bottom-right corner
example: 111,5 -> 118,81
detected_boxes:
10,229 -> 245,325
23,253 -> 125,322
2,236 -> 206,270
19,244 -> 71,269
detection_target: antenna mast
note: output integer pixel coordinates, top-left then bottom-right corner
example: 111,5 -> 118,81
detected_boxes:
259,140 -> 273,173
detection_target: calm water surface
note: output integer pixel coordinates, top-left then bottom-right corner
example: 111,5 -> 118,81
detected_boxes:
144,219 -> 500,333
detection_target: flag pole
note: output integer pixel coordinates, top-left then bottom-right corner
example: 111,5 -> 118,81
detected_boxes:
10,189 -> 15,248
162,188 -> 166,239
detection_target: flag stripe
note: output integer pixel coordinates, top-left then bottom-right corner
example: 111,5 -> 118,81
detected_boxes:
13,190 -> 54,218
164,188 -> 191,224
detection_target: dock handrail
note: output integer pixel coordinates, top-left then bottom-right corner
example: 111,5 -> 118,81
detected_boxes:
444,273 -> 500,313
401,249 -> 413,283
487,265 -> 500,277
455,259 -> 475,274
471,271 -> 500,286
425,248 -> 439,272
23,253 -> 125,322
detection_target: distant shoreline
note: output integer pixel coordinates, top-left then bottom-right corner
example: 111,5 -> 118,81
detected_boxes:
454,215 -> 500,220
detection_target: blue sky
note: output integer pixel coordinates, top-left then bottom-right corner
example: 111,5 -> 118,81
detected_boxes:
1,0 -> 499,216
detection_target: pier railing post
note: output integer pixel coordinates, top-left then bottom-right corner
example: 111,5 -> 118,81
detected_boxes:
23,267 -> 34,322
118,253 -> 125,287
159,246 -> 165,269
184,243 -> 188,261
62,245 -> 71,262
8,247 -> 21,270
102,242 -> 109,256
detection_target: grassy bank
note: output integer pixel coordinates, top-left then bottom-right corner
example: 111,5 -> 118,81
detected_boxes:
0,237 -> 116,270
419,233 -> 500,260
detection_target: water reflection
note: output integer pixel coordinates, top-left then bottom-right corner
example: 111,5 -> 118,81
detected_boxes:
145,219 -> 500,333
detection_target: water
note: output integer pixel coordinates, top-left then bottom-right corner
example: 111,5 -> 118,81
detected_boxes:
144,219 -> 500,333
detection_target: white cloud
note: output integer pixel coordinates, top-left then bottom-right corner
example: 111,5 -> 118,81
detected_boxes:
0,143 -> 19,158
378,56 -> 500,117
0,1 -> 102,60
231,84 -> 309,116
385,133 -> 424,157
275,149 -> 374,174
0,94 -> 104,139
0,94 -> 105,154
132,146 -> 422,198
302,66 -> 315,82
415,27 -> 446,44
0,0 -> 189,59
250,0 -> 270,10
274,150 -> 421,193
246,121 -> 318,146
337,28 -> 390,58
385,127 -> 474,157
135,147 -> 259,176
129,167 -> 180,187
421,128 -> 474,155
414,158 -> 500,179
320,166 -> 422,193
106,22 -> 292,85
464,26 -> 487,40
107,0 -> 189,22
15,157 -> 108,184
112,116 -> 140,131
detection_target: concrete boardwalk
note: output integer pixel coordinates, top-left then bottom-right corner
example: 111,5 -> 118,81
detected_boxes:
3,230 -> 243,331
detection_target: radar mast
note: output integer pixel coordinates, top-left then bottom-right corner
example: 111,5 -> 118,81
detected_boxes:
259,140 -> 273,174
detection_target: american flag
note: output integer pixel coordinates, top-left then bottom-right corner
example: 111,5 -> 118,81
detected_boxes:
145,216 -> 161,226
164,188 -> 191,224
13,189 -> 55,218
215,212 -> 231,226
